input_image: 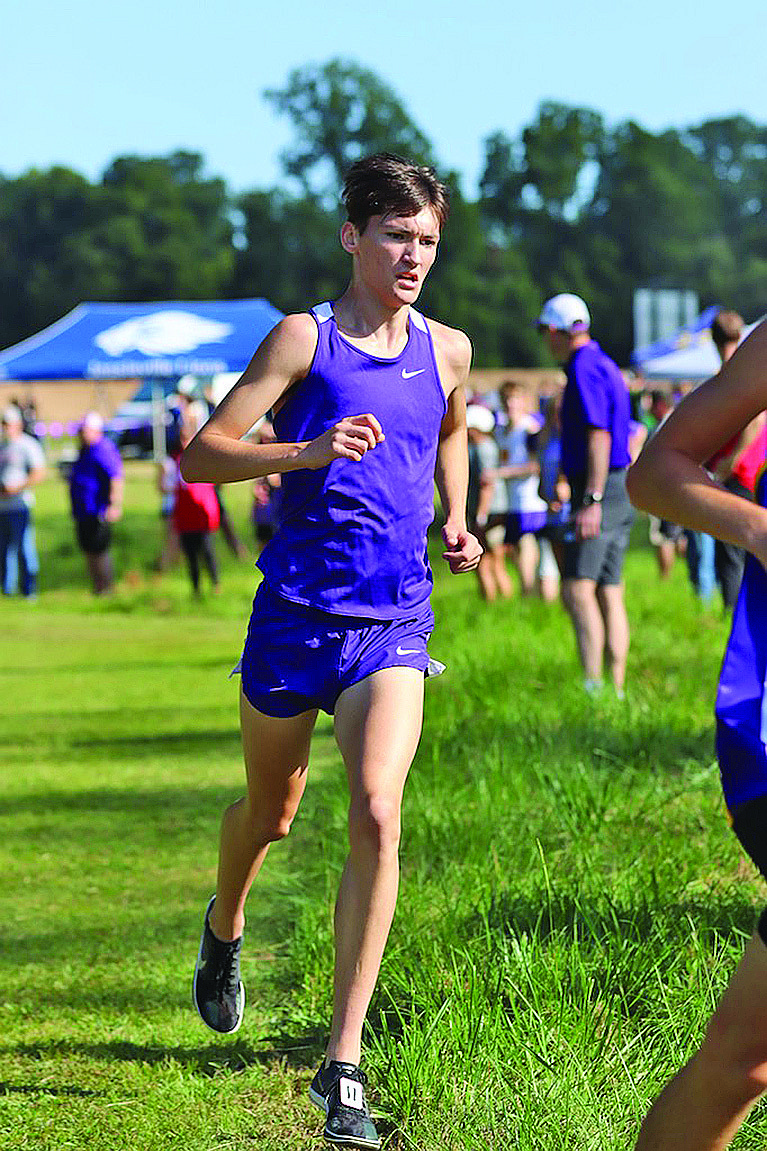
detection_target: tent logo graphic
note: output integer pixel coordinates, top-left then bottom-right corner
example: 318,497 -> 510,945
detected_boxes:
94,311 -> 234,357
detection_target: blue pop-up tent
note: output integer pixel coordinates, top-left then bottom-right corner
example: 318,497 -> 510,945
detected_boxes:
631,305 -> 721,379
0,298 -> 283,381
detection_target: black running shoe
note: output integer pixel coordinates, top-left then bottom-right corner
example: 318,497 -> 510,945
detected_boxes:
192,895 -> 245,1034
309,1060 -> 381,1149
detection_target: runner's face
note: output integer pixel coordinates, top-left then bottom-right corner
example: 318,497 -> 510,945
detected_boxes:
351,208 -> 440,306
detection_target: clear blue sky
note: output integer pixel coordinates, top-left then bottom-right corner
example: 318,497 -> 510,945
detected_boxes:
4,0 -> 767,197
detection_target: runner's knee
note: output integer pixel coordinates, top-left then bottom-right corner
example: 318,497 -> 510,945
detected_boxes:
349,792 -> 401,855
262,811 -> 295,842
227,795 -> 296,844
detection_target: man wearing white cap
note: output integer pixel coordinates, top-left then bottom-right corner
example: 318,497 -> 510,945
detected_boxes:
0,405 -> 46,598
537,294 -> 633,696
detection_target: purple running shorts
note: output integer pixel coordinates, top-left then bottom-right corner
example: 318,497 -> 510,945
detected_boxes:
233,581 -> 441,717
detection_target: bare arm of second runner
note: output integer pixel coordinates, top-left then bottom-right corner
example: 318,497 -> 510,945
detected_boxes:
627,320 -> 767,566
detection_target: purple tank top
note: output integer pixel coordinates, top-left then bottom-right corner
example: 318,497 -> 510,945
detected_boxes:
257,302 -> 447,619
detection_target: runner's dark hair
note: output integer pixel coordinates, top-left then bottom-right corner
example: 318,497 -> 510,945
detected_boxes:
342,153 -> 449,233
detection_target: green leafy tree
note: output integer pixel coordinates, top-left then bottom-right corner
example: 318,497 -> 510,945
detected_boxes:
0,166 -> 109,346
0,152 -> 236,348
521,102 -> 604,219
230,188 -> 346,312
421,177 -> 543,367
99,151 -> 233,299
264,59 -> 435,202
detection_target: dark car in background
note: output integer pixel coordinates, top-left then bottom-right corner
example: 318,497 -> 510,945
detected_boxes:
110,381 -> 181,457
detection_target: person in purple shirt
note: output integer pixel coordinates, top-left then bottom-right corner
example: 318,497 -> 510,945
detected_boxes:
537,293 -> 634,697
181,153 -> 482,1148
69,412 -> 124,594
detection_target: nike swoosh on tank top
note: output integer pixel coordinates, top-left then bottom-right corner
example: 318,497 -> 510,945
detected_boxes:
256,302 -> 447,619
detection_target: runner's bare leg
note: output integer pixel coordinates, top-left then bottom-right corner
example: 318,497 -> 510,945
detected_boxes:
208,691 -> 316,942
635,934 -> 767,1151
325,666 -> 424,1065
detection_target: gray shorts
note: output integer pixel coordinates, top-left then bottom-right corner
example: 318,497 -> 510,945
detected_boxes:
563,470 -> 634,586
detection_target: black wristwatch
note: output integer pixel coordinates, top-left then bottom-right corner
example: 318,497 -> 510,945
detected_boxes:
582,491 -> 603,507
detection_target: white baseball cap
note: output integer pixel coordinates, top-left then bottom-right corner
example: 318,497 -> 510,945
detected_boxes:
537,293 -> 591,333
1,405 -> 22,425
176,374 -> 198,396
466,404 -> 496,434
82,411 -> 104,434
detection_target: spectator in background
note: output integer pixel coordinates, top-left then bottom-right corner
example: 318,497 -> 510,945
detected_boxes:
69,412 -> 123,595
154,431 -> 181,572
466,403 -> 512,601
173,431 -> 221,597
21,396 -> 38,438
537,293 -> 633,697
176,376 -> 208,440
250,419 -> 283,554
0,405 -> 45,599
706,310 -> 766,609
495,380 -> 548,596
178,376 -> 248,560
646,391 -> 688,581
628,416 -> 648,464
535,391 -> 570,596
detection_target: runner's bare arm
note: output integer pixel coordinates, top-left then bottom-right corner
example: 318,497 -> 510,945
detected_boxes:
430,325 -> 483,573
181,314 -> 384,483
627,319 -> 767,564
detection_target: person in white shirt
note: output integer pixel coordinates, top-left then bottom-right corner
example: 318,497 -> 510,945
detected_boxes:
466,404 -> 512,600
494,380 -> 548,595
0,405 -> 45,598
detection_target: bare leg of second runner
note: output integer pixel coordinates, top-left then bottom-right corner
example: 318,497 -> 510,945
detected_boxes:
635,934 -> 767,1151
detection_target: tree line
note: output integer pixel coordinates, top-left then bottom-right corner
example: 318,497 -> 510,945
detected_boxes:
3,59 -> 767,367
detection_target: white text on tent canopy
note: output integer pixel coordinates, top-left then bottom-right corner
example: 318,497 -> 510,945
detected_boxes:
94,311 -> 234,357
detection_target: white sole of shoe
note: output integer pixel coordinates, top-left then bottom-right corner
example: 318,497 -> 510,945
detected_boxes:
308,1085 -> 329,1113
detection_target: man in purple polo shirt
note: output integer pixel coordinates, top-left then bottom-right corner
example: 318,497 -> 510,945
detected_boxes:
537,293 -> 633,696
69,412 -> 124,594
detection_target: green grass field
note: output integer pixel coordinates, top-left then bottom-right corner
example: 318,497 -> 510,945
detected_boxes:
2,464 -> 766,1149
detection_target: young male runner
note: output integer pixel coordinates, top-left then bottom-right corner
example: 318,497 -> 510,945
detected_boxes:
181,153 -> 482,1149
628,318 -> 767,1151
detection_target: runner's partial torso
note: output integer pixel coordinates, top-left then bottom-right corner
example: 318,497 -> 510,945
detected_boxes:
257,303 -> 447,619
